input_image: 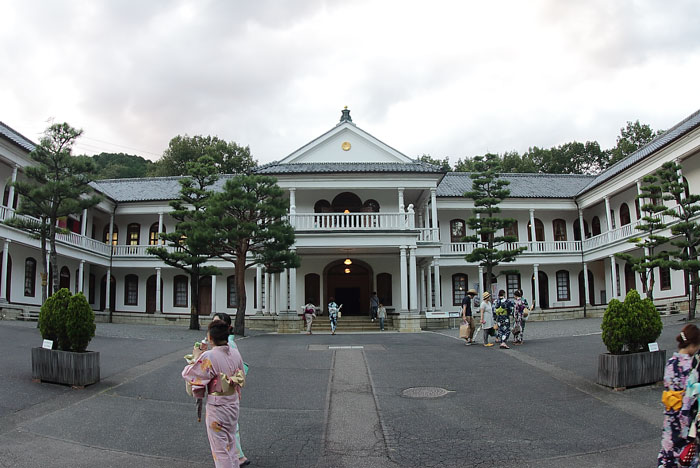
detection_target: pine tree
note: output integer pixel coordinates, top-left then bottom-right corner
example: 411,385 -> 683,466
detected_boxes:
147,157 -> 220,330
616,173 -> 668,300
463,154 -> 525,295
657,161 -> 700,319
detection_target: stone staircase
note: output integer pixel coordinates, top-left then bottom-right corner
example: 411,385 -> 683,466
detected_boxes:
307,315 -> 393,332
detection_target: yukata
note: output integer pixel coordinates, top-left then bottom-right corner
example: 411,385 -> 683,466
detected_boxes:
328,302 -> 339,333
226,336 -> 248,464
183,344 -> 245,468
658,352 -> 697,468
493,297 -> 513,343
512,298 -> 529,344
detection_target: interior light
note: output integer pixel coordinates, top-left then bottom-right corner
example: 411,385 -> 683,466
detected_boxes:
344,268 -> 351,274
344,258 -> 352,265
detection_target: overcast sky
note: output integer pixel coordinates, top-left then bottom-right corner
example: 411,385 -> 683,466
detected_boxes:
1,0 -> 699,166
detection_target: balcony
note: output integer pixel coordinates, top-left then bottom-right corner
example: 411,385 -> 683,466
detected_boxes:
442,240 -> 582,255
290,212 -> 416,231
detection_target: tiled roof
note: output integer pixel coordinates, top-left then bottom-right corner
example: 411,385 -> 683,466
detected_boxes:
578,108 -> 700,195
437,172 -> 595,198
0,121 -> 36,152
91,176 -> 202,202
254,161 -> 445,174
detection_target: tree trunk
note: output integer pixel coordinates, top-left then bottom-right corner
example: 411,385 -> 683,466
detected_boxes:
689,269 -> 698,321
647,271 -> 655,301
40,222 -> 48,304
189,271 -> 200,330
49,221 -> 58,296
234,256 -> 247,336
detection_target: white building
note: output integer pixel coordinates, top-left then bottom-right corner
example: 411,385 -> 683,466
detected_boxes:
0,107 -> 698,330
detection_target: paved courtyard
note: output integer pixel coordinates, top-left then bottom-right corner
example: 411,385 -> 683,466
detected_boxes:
0,314 -> 688,467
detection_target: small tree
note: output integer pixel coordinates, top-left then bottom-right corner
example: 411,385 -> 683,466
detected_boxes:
657,161 -> 700,320
38,289 -> 95,352
206,174 -> 300,336
616,173 -> 668,300
6,123 -> 100,300
601,289 -> 662,354
464,154 -> 526,295
147,157 -> 220,330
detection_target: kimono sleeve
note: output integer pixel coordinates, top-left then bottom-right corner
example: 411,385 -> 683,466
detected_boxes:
182,352 -> 216,399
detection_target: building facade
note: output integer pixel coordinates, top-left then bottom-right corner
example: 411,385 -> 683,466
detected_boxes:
0,108 -> 699,329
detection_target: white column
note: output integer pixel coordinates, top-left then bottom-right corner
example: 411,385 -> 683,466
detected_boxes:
45,249 -> 50,299
478,266 -> 484,298
433,258 -> 441,310
0,239 -> 9,302
105,267 -> 112,311
289,253 -> 297,314
604,197 -> 613,231
264,271 -> 270,315
582,262 -> 590,305
409,247 -> 418,313
256,265 -> 263,314
8,165 -> 18,209
578,209 -> 586,241
271,272 -> 277,315
280,268 -> 288,312
529,209 -> 536,242
155,267 -> 162,314
400,246 -> 408,313
609,255 -> 617,299
289,188 -> 296,213
78,260 -> 85,293
156,212 -> 164,243
425,264 -> 433,311
398,188 -> 405,212
80,208 -> 88,237
676,159 -> 686,202
430,188 -> 438,231
533,264 -> 540,310
424,202 -> 430,229
211,274 -> 217,315
419,266 -> 425,313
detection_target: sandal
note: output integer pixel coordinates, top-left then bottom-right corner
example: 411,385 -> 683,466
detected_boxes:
500,343 -> 510,349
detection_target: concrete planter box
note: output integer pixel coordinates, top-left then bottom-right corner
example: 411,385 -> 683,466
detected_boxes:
31,347 -> 100,387
597,350 -> 666,389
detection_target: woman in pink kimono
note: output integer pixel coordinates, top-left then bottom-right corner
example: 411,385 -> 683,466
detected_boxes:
183,321 -> 245,468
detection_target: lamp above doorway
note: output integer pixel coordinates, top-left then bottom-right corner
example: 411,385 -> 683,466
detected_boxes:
344,258 -> 352,265
344,268 -> 351,274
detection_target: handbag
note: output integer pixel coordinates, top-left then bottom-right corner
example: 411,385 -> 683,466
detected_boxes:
459,322 -> 470,339
512,323 -> 522,336
680,441 -> 697,466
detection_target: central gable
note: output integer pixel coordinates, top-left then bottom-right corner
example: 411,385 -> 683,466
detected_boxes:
278,117 -> 414,165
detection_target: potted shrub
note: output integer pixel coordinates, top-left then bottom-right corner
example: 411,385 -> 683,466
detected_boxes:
31,289 -> 99,387
597,289 -> 665,389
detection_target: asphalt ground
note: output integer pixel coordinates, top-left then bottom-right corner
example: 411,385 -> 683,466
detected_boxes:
0,314 -> 689,467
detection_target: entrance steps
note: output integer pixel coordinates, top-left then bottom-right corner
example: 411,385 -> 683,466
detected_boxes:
308,315 -> 393,332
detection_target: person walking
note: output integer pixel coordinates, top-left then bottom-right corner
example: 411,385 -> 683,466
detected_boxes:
461,289 -> 477,345
480,291 -> 496,347
328,298 -> 341,335
370,292 -> 380,322
512,289 -> 531,345
303,300 -> 317,335
658,324 -> 700,467
493,290 -> 513,349
377,303 -> 387,331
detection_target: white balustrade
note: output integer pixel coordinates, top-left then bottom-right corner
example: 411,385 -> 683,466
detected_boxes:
291,212 -> 409,231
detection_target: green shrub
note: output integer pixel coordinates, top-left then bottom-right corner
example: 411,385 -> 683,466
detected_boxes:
601,289 -> 663,354
38,289 -> 95,352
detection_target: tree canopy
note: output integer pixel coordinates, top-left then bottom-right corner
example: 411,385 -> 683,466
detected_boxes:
152,135 -> 257,176
87,152 -> 155,179
607,120 -> 664,168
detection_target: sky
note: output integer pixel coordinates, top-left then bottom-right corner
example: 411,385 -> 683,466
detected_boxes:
1,0 -> 699,166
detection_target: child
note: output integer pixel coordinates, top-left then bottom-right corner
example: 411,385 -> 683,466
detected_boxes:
377,303 -> 387,331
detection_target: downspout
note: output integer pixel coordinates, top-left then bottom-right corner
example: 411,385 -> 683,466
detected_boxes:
108,202 -> 117,324
575,199 -> 586,318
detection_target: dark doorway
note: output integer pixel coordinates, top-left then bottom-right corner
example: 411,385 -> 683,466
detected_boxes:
335,287 -> 361,315
532,271 -> 549,309
578,270 -> 595,306
325,261 -> 371,316
146,275 -> 163,314
198,276 -> 212,316
100,274 -> 116,311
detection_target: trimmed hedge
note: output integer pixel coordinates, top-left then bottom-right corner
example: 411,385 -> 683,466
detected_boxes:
39,289 -> 95,352
601,289 -> 663,354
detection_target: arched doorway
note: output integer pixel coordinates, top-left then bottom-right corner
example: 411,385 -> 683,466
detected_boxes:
100,274 -> 116,311
331,192 -> 362,213
624,263 -> 636,295
578,270 -> 595,306
532,271 -> 549,309
146,275 -> 163,314
198,276 -> 212,316
325,260 -> 372,315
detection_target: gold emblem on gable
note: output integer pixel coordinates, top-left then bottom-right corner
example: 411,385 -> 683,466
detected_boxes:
341,141 -> 351,151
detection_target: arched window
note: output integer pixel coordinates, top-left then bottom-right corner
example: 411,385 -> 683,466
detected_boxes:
127,223 -> 140,245
619,203 -> 631,226
227,275 -> 237,308
362,199 -> 380,212
149,222 -> 166,245
103,224 -> 118,245
552,219 -> 567,241
450,219 -> 466,242
313,200 -> 331,213
376,273 -> 392,306
331,192 -> 362,213
635,199 -> 641,219
75,269 -> 79,292
660,265 -> 672,290
506,273 -> 521,299
624,263 -> 636,294
59,266 -> 70,291
2,186 -> 18,209
556,270 -> 570,301
591,216 -> 601,236
573,219 -> 590,241
527,219 -> 545,241
24,258 -> 36,297
174,275 -> 188,307
683,177 -> 691,199
124,274 -> 138,305
304,273 -> 320,304
504,221 -> 519,241
452,273 -> 467,306
89,273 -> 95,304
